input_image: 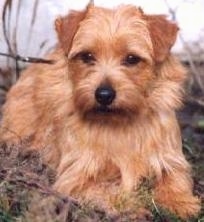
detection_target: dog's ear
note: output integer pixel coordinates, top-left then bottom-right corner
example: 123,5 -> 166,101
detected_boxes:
145,15 -> 179,63
55,3 -> 92,55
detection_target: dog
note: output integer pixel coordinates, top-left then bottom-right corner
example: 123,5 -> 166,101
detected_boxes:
0,3 -> 200,218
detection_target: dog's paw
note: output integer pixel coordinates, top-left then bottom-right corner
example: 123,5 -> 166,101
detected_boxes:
174,196 -> 201,219
157,195 -> 201,219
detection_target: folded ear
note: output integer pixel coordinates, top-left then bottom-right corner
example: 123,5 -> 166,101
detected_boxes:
55,5 -> 91,55
145,15 -> 179,63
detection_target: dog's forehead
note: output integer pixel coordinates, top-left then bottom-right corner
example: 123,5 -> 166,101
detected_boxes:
86,5 -> 143,26
69,5 -> 153,60
87,6 -> 146,34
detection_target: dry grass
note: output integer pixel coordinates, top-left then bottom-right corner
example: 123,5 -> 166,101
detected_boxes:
0,142 -> 202,221
0,143 -> 115,222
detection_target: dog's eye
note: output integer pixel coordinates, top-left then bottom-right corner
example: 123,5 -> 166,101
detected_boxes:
123,54 -> 142,66
77,51 -> 96,65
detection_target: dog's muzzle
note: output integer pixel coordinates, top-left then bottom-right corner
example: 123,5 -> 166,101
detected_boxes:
95,85 -> 116,106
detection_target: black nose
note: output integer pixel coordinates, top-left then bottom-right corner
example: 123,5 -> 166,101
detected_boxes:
95,85 -> 116,106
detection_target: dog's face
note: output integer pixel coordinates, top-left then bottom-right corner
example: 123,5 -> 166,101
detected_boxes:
55,5 -> 178,124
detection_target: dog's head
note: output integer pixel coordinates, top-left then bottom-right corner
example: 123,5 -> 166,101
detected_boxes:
55,4 -> 181,124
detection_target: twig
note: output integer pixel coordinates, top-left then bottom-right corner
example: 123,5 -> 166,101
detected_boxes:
152,198 -> 160,215
2,0 -> 13,65
0,52 -> 54,64
179,35 -> 204,93
12,0 -> 21,80
152,198 -> 164,221
26,0 -> 39,54
164,0 -> 178,21
187,96 -> 204,109
164,0 -> 204,93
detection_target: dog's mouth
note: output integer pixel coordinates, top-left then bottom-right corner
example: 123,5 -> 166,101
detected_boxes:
92,106 -> 125,115
81,104 -> 138,125
82,105 -> 130,122
89,105 -> 126,116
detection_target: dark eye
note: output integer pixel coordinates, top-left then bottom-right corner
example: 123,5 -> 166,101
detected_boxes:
123,54 -> 142,66
76,51 -> 96,65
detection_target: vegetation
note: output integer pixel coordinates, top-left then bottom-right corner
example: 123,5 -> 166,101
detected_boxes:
0,133 -> 203,221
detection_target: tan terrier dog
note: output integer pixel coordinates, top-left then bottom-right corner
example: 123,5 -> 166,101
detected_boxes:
0,3 -> 200,218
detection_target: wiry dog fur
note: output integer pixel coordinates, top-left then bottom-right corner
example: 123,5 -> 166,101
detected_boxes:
0,3 -> 200,218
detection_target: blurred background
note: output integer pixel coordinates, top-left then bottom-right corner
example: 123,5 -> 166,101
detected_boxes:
0,0 -> 203,221
0,0 -> 204,96
1,0 -> 204,60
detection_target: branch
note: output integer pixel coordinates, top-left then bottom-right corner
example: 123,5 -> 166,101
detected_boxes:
0,52 -> 54,64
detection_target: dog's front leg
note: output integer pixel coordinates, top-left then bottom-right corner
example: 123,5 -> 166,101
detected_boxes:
53,150 -> 102,195
53,166 -> 88,195
114,156 -> 145,192
154,167 -> 201,219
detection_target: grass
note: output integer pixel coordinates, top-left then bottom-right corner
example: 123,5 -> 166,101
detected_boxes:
0,130 -> 203,222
